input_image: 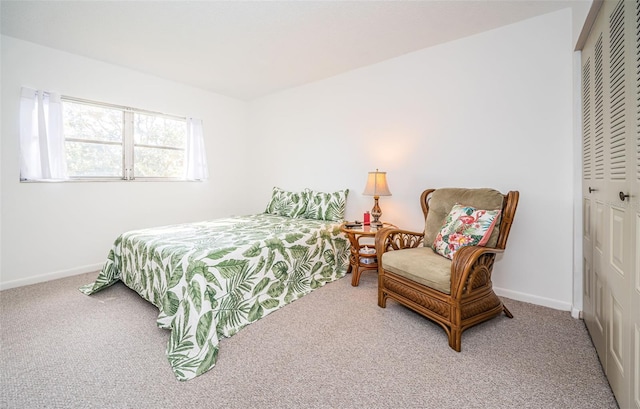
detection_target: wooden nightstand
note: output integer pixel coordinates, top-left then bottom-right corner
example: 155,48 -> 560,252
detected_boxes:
340,222 -> 396,287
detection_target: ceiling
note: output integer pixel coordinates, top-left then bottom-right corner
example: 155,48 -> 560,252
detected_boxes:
1,1 -> 592,101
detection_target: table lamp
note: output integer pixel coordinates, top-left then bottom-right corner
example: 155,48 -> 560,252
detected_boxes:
363,169 -> 391,227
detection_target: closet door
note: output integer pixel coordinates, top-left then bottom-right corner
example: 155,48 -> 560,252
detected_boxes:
581,1 -> 638,408
631,1 -> 640,406
581,10 -> 607,373
603,3 -> 633,408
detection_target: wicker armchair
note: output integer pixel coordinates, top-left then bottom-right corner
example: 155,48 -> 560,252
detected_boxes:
375,188 -> 519,351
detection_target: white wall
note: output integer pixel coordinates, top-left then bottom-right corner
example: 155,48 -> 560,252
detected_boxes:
0,36 -> 252,289
248,9 -> 576,310
1,9 -> 580,312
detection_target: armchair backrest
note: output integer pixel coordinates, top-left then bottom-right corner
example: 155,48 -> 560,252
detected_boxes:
420,188 -> 519,250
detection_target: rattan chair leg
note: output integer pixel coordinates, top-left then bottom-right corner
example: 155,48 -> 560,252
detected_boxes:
503,304 -> 514,318
449,329 -> 462,352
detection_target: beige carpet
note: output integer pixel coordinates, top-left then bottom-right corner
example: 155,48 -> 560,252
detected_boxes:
0,271 -> 617,408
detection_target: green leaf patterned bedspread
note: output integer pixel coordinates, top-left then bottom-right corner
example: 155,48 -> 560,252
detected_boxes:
80,214 -> 349,381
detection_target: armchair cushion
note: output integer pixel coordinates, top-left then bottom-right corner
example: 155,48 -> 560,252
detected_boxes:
424,188 -> 504,249
381,247 -> 452,294
432,204 -> 501,259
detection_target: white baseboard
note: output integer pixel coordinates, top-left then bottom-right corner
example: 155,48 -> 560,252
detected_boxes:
494,286 -> 575,313
571,308 -> 583,319
0,263 -> 103,291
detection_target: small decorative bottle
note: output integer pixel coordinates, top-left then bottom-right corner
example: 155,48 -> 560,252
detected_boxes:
363,211 -> 370,226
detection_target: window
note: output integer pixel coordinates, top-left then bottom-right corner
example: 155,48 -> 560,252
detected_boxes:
19,87 -> 208,182
63,100 -> 124,178
63,98 -> 187,180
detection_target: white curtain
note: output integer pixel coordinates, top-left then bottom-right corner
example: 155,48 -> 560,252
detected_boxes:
184,118 -> 209,181
19,87 -> 68,180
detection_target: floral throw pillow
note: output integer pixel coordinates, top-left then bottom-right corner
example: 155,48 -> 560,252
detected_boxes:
303,189 -> 349,221
432,203 -> 501,260
264,187 -> 307,218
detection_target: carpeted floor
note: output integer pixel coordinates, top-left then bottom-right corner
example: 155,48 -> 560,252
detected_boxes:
0,271 -> 618,408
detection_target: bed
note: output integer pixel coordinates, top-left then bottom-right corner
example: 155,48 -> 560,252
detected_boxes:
81,188 -> 350,381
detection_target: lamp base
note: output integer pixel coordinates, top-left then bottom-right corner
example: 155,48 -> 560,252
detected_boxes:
371,195 -> 382,226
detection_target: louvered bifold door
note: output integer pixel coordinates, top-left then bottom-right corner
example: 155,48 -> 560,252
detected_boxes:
581,1 -> 638,408
630,1 -> 640,407
581,16 -> 606,373
603,2 -> 632,407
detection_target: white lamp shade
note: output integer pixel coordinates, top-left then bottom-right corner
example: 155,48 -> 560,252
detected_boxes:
363,170 -> 391,196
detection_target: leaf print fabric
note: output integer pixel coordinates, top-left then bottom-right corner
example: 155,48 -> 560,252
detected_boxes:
264,187 -> 308,218
432,204 -> 501,260
80,214 -> 349,381
303,189 -> 349,221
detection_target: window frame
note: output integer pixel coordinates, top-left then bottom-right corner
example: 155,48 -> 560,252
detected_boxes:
61,95 -> 188,182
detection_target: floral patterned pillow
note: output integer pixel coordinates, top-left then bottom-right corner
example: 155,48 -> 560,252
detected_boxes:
264,187 -> 307,218
432,203 -> 501,260
303,189 -> 349,221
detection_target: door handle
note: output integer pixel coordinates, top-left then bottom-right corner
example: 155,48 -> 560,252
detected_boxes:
619,192 -> 630,201
588,187 -> 597,193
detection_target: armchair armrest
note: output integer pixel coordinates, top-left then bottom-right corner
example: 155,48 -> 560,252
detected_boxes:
375,227 -> 424,257
450,246 -> 505,298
